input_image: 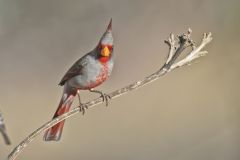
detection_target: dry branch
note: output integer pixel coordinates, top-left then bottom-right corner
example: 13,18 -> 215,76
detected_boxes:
0,111 -> 11,145
7,29 -> 212,160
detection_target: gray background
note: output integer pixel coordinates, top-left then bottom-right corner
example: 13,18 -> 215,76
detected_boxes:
0,0 -> 239,160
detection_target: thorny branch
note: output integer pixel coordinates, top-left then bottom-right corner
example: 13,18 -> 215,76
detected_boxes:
7,29 -> 212,160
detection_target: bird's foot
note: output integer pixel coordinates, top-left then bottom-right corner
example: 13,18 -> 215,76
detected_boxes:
79,103 -> 88,115
100,93 -> 111,107
89,89 -> 111,106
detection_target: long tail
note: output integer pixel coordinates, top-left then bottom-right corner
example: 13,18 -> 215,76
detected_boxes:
43,93 -> 75,141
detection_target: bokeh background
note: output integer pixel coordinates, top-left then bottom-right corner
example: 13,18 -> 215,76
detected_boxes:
0,0 -> 239,160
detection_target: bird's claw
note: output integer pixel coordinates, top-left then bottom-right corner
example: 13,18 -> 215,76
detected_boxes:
100,93 -> 111,106
79,103 -> 88,115
89,89 -> 111,107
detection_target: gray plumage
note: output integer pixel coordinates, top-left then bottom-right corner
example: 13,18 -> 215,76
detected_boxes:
43,19 -> 114,141
64,50 -> 114,90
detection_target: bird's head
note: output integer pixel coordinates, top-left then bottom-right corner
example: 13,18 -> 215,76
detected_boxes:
97,19 -> 113,62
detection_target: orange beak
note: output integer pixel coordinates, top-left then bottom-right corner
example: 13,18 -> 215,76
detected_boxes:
101,46 -> 110,57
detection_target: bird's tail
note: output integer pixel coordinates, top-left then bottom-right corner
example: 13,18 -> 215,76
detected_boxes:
43,93 -> 75,141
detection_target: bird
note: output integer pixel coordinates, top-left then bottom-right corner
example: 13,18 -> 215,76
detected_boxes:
43,19 -> 114,141
0,111 -> 11,145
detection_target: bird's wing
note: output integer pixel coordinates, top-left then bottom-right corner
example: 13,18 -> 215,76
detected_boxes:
59,57 -> 86,86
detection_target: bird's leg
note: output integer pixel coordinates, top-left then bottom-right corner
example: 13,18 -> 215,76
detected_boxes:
89,89 -> 111,106
77,90 -> 82,105
77,90 -> 88,115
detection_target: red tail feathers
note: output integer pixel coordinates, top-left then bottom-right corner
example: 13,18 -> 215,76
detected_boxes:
43,94 -> 74,141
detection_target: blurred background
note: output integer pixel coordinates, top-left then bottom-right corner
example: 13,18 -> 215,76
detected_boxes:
0,0 -> 239,160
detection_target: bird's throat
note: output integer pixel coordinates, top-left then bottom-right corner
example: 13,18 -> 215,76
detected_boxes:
99,56 -> 109,64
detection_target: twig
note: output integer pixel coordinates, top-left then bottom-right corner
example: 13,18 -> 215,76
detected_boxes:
7,29 -> 212,160
0,111 -> 11,145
